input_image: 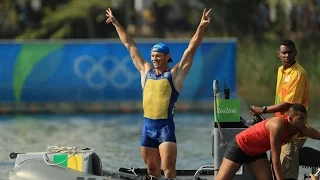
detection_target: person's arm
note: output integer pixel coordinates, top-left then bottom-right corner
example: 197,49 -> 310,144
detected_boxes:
300,126 -> 320,140
250,71 -> 308,116
269,118 -> 285,180
173,8 -> 211,77
250,102 -> 292,115
106,8 -> 152,74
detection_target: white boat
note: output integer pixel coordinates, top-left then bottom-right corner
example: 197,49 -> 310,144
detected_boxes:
7,146 -> 320,180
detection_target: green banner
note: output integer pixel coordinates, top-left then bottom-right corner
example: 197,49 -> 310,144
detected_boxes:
214,99 -> 240,122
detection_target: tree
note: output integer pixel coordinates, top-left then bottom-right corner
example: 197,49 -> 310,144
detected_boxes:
14,0 -> 115,39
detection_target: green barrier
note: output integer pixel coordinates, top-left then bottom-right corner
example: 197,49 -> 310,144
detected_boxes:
214,99 -> 240,123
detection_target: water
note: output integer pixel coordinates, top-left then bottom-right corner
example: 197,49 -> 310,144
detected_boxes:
0,113 -> 319,179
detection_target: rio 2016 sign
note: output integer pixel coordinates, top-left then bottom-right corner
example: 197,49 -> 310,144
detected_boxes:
216,99 -> 240,122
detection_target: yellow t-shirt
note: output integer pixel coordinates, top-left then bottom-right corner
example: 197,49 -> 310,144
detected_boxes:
274,62 -> 309,117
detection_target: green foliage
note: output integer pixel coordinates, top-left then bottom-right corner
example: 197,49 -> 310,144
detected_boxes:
0,1 -> 21,38
1,0 -> 316,40
15,0 -> 112,39
154,0 -> 170,7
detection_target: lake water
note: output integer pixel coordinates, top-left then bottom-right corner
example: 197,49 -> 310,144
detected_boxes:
0,113 -> 319,179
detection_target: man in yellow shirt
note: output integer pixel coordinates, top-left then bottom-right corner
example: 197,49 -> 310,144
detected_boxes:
250,39 -> 309,180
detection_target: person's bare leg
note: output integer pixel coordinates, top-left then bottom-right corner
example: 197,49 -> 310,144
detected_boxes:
159,142 -> 177,178
247,158 -> 273,180
141,146 -> 161,177
216,158 -> 242,180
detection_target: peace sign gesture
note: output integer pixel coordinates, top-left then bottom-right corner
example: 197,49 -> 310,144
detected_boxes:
106,8 -> 117,25
199,8 -> 212,27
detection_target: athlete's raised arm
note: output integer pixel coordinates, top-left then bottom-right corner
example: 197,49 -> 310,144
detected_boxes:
173,8 -> 211,78
106,8 -> 152,74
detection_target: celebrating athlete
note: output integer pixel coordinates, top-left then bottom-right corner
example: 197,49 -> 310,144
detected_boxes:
106,7 -> 212,178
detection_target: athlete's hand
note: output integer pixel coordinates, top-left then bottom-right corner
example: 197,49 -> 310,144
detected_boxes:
249,105 -> 263,116
106,8 -> 117,25
199,8 -> 212,27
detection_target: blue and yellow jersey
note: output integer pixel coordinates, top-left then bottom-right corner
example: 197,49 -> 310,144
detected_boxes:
142,69 -> 179,121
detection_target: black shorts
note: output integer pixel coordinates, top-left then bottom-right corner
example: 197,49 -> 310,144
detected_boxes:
224,138 -> 268,164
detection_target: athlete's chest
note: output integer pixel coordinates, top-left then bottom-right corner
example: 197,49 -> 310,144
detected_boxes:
146,71 -> 171,80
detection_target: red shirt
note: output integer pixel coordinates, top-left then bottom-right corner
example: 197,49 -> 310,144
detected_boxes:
235,116 -> 291,156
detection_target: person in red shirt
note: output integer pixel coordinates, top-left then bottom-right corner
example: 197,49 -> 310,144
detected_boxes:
216,103 -> 320,180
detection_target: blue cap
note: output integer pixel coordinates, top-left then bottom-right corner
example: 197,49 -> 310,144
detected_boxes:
150,43 -> 173,62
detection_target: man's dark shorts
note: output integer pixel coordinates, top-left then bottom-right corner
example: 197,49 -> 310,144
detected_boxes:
224,138 -> 268,164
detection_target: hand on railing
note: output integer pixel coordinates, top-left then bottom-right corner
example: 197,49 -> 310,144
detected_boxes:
310,168 -> 320,180
310,173 -> 319,180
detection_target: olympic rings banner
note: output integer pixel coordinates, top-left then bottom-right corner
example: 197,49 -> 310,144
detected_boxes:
0,39 -> 236,102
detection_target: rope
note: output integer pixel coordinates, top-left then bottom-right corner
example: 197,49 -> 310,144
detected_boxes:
47,146 -> 78,154
43,146 -> 80,166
